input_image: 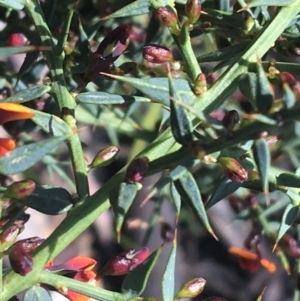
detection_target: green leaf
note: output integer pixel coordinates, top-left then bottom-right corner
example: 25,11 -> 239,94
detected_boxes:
122,245 -> 163,299
0,46 -> 46,57
168,74 -> 193,145
0,136 -> 67,175
239,73 -> 257,109
0,0 -> 25,10
206,177 -> 241,209
100,73 -> 195,107
275,203 -> 299,246
282,83 -> 296,108
170,182 -> 181,215
32,110 -> 71,136
3,85 -> 51,103
9,185 -> 72,215
277,173 -> 300,187
253,139 -> 270,198
115,182 -> 138,241
100,0 -> 150,20
76,92 -> 151,105
247,0 -> 295,7
256,59 -> 273,113
197,42 -> 250,63
23,285 -> 52,301
176,170 -> 216,238
162,241 -> 176,301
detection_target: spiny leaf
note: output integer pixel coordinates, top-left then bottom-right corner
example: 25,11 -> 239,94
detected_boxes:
247,0 -> 295,8
168,72 -> 193,145
0,136 -> 67,175
277,173 -> 300,188
10,185 -> 73,215
99,0 -> 151,20
206,177 -> 241,209
23,285 -> 52,301
253,139 -> 270,203
176,170 -> 216,238
162,239 -> 176,301
274,204 -> 299,250
114,182 -> 138,242
0,46 -> 50,57
0,0 -> 25,10
239,73 -> 257,109
3,85 -> 51,103
256,58 -> 273,113
100,73 -> 196,107
76,92 -> 151,105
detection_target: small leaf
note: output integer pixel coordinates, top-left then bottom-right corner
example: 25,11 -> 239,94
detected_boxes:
122,245 -> 163,299
277,173 -> 300,188
32,110 -> 71,136
10,185 -> 73,215
0,46 -> 49,57
170,182 -> 181,215
256,59 -> 273,113
0,0 -> 25,10
100,0 -> 151,20
282,83 -> 296,108
206,177 -> 241,209
275,204 -> 299,248
253,139 -> 270,201
76,92 -> 151,105
162,240 -> 176,301
197,42 -> 250,63
3,85 -> 51,103
99,73 -> 195,107
168,73 -> 193,145
0,136 -> 67,175
23,286 -> 52,301
239,73 -> 257,109
247,0 -> 295,7
114,182 -> 138,241
176,170 -> 216,238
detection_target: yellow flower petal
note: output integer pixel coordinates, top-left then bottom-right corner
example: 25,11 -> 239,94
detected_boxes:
0,103 -> 35,125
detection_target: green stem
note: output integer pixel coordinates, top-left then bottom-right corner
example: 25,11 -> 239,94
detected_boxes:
38,271 -> 126,301
25,0 -> 89,199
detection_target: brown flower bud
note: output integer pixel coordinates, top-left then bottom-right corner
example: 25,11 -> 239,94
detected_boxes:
84,25 -> 131,83
143,44 -> 174,64
218,157 -> 248,183
155,7 -> 179,35
99,247 -> 150,276
4,180 -> 36,199
185,0 -> 202,24
88,145 -> 119,170
0,225 -> 20,251
125,157 -> 149,183
160,222 -> 175,242
222,110 -> 239,132
175,277 -> 206,299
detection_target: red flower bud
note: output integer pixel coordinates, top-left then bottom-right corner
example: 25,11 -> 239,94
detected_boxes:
7,33 -> 26,46
5,180 -> 36,199
99,247 -> 150,276
218,157 -> 248,183
185,0 -> 202,24
0,225 -> 20,251
88,145 -> 119,170
175,277 -> 206,299
143,44 -> 174,64
125,157 -> 149,183
84,25 -> 131,83
155,7 -> 179,35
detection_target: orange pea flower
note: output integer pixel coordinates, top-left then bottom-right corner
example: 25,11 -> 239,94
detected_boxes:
228,247 -> 276,273
46,256 -> 97,301
0,102 -> 35,155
